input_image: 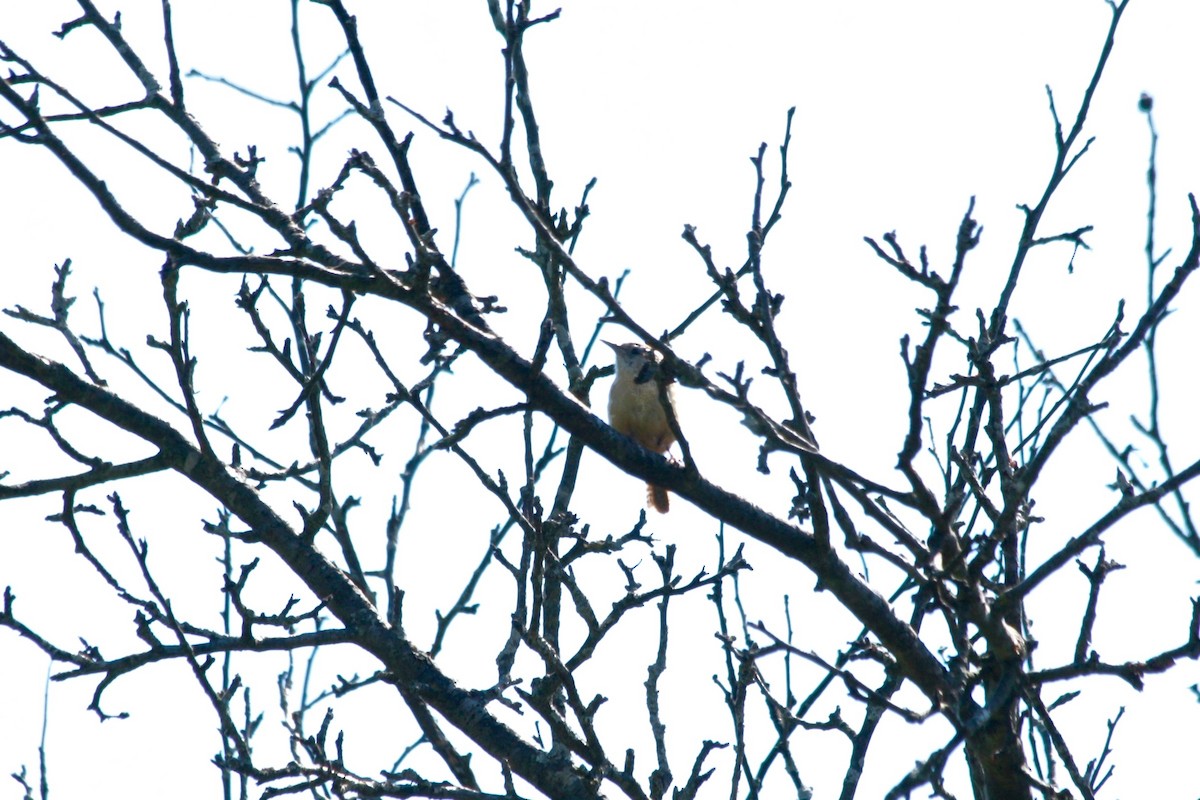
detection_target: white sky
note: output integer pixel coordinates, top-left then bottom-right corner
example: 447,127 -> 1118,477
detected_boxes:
2,1 -> 1199,798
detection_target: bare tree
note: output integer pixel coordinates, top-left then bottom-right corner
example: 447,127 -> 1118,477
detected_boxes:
2,2 -> 1198,799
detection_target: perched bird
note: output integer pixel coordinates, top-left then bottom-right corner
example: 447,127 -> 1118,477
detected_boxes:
605,341 -> 678,513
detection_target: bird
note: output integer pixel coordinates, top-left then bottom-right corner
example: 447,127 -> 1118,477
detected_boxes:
604,341 -> 678,513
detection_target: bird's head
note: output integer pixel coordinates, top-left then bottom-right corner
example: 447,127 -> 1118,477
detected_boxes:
604,341 -> 661,384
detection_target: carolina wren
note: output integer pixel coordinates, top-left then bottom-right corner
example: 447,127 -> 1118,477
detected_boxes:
604,341 -> 678,513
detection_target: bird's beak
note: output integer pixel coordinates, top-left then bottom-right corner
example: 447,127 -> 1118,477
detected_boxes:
602,340 -> 620,352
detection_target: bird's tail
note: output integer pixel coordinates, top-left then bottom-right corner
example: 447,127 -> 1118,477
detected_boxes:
647,483 -> 670,514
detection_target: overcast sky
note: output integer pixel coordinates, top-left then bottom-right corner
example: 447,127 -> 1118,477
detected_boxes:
2,1 -> 1199,798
